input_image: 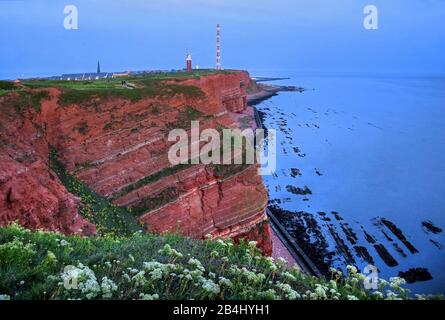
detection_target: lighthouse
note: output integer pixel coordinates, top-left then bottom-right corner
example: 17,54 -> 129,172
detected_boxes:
186,49 -> 192,73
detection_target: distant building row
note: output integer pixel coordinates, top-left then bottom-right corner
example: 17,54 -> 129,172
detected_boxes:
46,69 -> 187,81
49,72 -> 120,81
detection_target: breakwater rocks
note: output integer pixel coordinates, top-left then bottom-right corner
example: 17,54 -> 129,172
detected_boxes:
269,201 -> 441,284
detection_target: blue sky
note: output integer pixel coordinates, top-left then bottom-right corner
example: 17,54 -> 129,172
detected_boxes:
1,0 -> 444,79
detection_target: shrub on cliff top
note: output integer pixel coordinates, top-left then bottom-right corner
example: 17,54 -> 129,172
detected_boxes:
0,223 -> 439,300
0,81 -> 15,91
2,90 -> 49,112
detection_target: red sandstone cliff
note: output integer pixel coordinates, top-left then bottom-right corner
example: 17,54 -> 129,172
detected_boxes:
0,71 -> 272,254
0,94 -> 95,235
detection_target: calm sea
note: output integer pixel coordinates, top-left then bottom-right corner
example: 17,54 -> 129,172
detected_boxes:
257,73 -> 445,294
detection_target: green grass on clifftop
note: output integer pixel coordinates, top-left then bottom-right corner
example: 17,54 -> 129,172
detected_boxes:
1,223 -> 438,300
19,71 -> 221,106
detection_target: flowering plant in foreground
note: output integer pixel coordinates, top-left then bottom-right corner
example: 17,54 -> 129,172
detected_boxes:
0,223 -> 442,300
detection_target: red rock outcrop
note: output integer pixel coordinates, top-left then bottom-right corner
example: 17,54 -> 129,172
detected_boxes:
0,96 -> 96,235
0,71 -> 272,254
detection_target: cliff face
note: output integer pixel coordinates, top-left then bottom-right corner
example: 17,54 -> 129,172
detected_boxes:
0,71 -> 272,254
0,94 -> 96,235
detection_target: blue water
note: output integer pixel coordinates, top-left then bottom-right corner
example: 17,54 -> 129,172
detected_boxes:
257,74 -> 445,294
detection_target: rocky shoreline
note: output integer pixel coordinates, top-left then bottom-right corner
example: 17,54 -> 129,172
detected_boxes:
247,82 -> 305,106
249,79 -> 444,290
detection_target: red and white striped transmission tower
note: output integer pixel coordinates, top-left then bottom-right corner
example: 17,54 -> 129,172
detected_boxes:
216,24 -> 221,70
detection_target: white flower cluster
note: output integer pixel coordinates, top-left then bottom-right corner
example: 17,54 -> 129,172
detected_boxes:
158,244 -> 183,259
101,277 -> 118,298
248,241 -> 257,248
229,265 -> 266,284
59,263 -> 117,299
139,293 -> 159,300
264,257 -> 278,272
389,277 -> 407,289
215,238 -> 234,248
201,278 -> 220,295
58,239 -> 70,247
276,282 -> 300,300
0,294 -> 11,300
188,258 -> 205,273
131,271 -> 147,287
218,277 -> 233,288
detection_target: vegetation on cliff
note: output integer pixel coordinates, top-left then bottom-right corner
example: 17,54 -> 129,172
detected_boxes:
18,72 -> 217,107
1,223 -> 437,300
49,147 -> 144,237
110,165 -> 191,201
1,89 -> 50,112
0,81 -> 15,97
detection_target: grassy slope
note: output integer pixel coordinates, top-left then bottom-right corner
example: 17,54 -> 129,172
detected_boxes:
3,71 -> 221,109
18,70 -> 235,106
1,223 -> 432,300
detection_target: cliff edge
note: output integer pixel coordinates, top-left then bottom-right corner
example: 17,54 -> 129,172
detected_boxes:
0,71 -> 272,254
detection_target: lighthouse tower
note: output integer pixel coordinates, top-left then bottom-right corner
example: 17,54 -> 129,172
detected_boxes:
186,49 -> 192,72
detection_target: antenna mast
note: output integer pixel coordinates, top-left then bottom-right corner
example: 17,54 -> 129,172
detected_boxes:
216,24 -> 221,70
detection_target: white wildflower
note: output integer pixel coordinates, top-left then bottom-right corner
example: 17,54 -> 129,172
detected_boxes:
346,265 -> 358,275
218,277 -> 233,288
59,239 -> 70,247
314,284 -> 327,299
132,271 -> 147,287
389,277 -> 406,288
149,269 -> 163,280
276,282 -> 299,300
139,293 -> 159,300
282,271 -> 296,282
127,267 -> 139,274
59,263 -> 100,299
100,277 -> 117,299
122,273 -> 131,283
158,244 -> 183,259
201,279 -> 220,295
373,291 -> 384,299
248,241 -> 257,248
188,258 -> 205,272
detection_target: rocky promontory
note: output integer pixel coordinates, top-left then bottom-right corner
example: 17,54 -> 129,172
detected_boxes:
0,71 -> 272,254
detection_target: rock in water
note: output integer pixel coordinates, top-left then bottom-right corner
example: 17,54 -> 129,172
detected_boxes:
399,268 -> 433,284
